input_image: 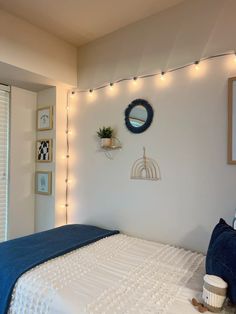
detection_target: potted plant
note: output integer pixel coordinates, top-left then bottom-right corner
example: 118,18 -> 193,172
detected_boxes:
97,126 -> 113,148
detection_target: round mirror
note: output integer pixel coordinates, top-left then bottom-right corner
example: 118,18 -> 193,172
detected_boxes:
129,105 -> 148,127
125,99 -> 154,133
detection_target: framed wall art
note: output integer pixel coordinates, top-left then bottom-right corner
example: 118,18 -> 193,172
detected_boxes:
35,171 -> 52,195
36,139 -> 52,162
37,106 -> 53,131
228,77 -> 236,164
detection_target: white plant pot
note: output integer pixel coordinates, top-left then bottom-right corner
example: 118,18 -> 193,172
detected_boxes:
101,138 -> 112,148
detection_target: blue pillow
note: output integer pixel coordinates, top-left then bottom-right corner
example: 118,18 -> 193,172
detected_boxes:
206,218 -> 236,304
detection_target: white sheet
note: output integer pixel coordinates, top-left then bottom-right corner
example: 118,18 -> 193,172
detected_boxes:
8,234 -> 233,313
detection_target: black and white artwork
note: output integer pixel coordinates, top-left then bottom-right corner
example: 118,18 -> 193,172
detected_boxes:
36,139 -> 52,162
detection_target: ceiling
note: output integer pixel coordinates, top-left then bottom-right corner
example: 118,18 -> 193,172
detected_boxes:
0,0 -> 184,47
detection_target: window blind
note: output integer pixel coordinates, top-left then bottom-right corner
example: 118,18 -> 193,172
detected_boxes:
0,86 -> 9,242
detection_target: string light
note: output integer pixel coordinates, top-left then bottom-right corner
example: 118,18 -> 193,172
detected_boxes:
63,91 -> 72,224
67,179 -> 72,184
194,61 -> 200,70
70,51 -> 235,95
109,83 -> 114,89
160,71 -> 165,80
133,77 -> 138,84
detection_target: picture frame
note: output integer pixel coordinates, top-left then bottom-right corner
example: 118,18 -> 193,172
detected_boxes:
36,139 -> 52,162
37,106 -> 53,131
228,77 -> 236,164
35,171 -> 52,195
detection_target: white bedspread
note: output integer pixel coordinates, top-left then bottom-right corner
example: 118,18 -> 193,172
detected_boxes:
9,234 -> 208,314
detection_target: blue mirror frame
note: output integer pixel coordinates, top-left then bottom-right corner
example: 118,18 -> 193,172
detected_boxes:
124,99 -> 154,134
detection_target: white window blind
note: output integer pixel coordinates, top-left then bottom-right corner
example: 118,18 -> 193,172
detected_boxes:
0,86 -> 9,242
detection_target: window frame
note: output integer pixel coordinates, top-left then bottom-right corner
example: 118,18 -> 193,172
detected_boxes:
0,84 -> 10,242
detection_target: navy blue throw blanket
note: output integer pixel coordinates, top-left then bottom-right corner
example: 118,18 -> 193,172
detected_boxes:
0,224 -> 119,314
206,218 -> 236,304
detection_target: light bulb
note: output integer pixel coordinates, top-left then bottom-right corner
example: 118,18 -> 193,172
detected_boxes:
194,61 -> 200,70
109,83 -> 114,90
133,77 -> 138,84
160,72 -> 165,80
89,89 -> 93,94
65,179 -> 72,184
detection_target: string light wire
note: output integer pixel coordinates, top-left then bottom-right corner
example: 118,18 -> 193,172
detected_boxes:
64,90 -> 72,224
71,50 -> 235,94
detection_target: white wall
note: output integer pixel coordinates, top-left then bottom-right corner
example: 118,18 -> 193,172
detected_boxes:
35,87 -> 56,232
0,9 -> 77,86
8,85 -> 69,236
78,0 -> 236,89
8,86 -> 36,239
35,85 -> 69,232
70,55 -> 236,254
54,86 -> 68,228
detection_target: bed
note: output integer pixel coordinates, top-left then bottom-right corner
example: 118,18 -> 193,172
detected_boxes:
2,225 -> 235,313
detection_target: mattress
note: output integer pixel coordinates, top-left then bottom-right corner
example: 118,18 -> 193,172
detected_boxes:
8,234 -> 233,313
